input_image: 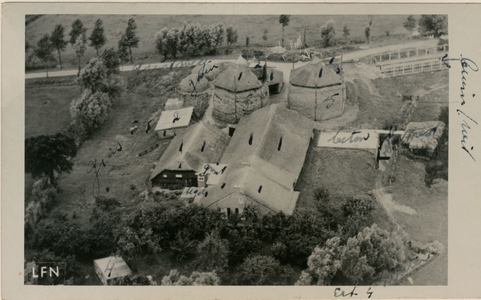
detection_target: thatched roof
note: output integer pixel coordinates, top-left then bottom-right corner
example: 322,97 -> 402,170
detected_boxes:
150,122 -> 231,180
191,61 -> 231,81
290,58 -> 342,88
179,73 -> 210,93
235,55 -> 249,66
195,104 -> 314,215
401,121 -> 445,151
214,63 -> 263,92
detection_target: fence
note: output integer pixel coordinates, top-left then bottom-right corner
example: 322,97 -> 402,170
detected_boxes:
373,44 -> 449,63
381,58 -> 445,77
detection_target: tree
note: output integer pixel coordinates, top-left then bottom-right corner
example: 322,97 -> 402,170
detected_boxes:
100,47 -> 121,76
340,237 -> 374,284
69,19 -> 87,45
70,89 -> 112,137
226,25 -> 238,49
235,255 -> 288,285
341,196 -> 375,239
194,231 -> 229,273
25,133 -> 77,186
403,15 -> 416,33
78,57 -> 108,93
320,20 -> 336,47
342,25 -> 350,45
113,274 -> 155,286
34,33 -> 54,78
50,24 -> 67,69
295,237 -> 342,285
279,15 -> 290,47
119,18 -> 140,63
162,270 -> 220,286
418,15 -> 447,37
72,35 -> 86,76
154,27 -> 169,59
365,15 -> 373,44
263,29 -> 268,42
89,18 -> 107,56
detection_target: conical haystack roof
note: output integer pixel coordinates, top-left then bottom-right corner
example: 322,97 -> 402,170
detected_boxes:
234,55 -> 249,66
179,73 -> 210,93
290,58 -> 342,88
191,61 -> 230,81
214,63 -> 262,93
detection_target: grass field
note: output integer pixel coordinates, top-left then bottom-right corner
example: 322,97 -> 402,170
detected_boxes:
389,154 -> 448,285
295,132 -> 396,231
25,67 -> 193,228
26,14 -> 413,70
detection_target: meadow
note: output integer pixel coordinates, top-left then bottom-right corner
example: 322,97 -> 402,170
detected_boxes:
26,14 -> 413,70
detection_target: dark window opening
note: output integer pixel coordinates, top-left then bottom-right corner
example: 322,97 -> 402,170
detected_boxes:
201,140 -> 206,152
278,136 -> 283,151
235,208 -> 239,214
258,185 -> 262,193
249,133 -> 253,145
227,208 -> 231,217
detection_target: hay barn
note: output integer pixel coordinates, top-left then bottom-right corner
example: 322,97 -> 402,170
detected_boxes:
194,104 -> 314,216
150,121 -> 231,189
213,59 -> 269,123
288,58 -> 346,121
179,73 -> 210,95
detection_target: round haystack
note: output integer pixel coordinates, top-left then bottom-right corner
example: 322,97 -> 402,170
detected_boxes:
191,61 -> 231,81
213,63 -> 269,123
287,58 -> 345,121
290,58 -> 342,88
179,73 -> 210,94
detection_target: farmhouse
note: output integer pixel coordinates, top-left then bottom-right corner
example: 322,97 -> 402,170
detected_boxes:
213,58 -> 270,123
194,104 -> 314,216
288,58 -> 346,121
401,121 -> 445,157
150,121 -> 231,189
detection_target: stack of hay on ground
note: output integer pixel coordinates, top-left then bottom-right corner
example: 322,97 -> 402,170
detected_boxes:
213,58 -> 269,123
178,73 -> 211,119
401,121 -> 445,157
191,61 -> 231,81
288,58 -> 346,121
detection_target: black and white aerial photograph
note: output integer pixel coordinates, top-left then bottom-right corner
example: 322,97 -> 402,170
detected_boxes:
23,13 -> 449,287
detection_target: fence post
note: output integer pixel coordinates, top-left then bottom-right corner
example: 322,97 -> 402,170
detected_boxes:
431,61 -> 433,70
416,48 -> 419,56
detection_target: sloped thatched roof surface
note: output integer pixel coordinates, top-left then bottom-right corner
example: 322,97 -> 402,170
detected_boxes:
290,58 -> 342,88
214,63 -> 263,92
150,122 -> 231,180
191,61 -> 231,81
401,121 -> 445,151
179,73 -> 210,93
195,104 -> 314,215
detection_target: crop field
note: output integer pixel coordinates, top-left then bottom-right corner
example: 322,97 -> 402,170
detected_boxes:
26,14 -> 413,70
25,67 -> 193,228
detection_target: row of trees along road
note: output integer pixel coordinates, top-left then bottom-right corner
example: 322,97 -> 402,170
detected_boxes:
32,17 -> 139,77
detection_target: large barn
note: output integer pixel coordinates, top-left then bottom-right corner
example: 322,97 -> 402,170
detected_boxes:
287,58 -> 346,121
150,121 -> 231,189
213,59 -> 270,123
194,104 -> 314,216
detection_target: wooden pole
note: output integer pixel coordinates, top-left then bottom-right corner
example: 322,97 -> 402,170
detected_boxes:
314,82 -> 318,121
234,76 -> 238,123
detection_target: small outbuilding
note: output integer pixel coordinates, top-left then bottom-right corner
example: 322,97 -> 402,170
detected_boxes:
401,121 -> 445,157
213,59 -> 269,123
150,121 -> 231,189
94,256 -> 131,285
287,58 -> 346,121
154,106 -> 194,139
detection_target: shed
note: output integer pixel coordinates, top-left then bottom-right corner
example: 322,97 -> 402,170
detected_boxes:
213,60 -> 269,123
194,104 -> 314,216
94,256 -> 131,285
287,58 -> 346,121
154,106 -> 194,139
150,121 -> 231,189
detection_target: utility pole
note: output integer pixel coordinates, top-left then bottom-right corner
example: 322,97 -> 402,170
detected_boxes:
304,26 -> 307,48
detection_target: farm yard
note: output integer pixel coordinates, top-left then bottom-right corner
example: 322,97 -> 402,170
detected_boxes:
23,13 -> 449,287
